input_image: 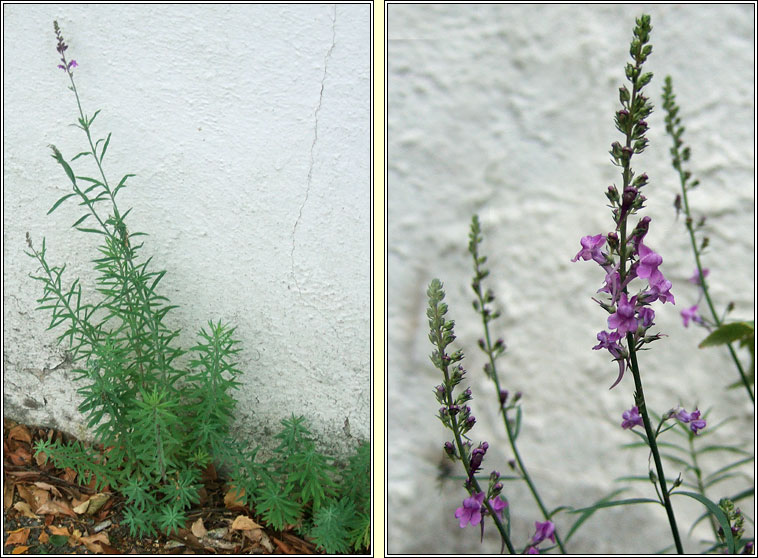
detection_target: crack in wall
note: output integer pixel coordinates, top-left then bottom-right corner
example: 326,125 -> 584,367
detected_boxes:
289,5 -> 341,340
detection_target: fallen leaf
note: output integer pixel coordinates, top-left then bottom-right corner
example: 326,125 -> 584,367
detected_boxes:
8,425 -> 32,444
4,480 -> 15,511
34,449 -> 48,467
79,532 -> 110,553
13,501 -> 38,519
48,525 -> 70,537
33,482 -> 62,498
8,446 -> 32,466
16,485 -> 37,512
11,545 -> 29,554
86,493 -> 109,515
61,468 -> 77,484
36,498 -> 76,518
38,532 -> 49,544
191,517 -> 207,538
224,485 -> 246,509
231,515 -> 261,531
4,528 -> 30,546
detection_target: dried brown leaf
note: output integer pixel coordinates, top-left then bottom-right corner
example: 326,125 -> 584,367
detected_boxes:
191,517 -> 207,538
4,480 -> 15,511
12,501 -> 38,519
48,525 -> 70,537
8,425 -> 32,444
4,527 -> 30,546
33,482 -> 62,498
224,485 -> 246,509
11,545 -> 29,554
231,515 -> 261,531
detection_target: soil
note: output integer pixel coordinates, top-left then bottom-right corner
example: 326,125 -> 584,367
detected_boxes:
2,419 -> 324,555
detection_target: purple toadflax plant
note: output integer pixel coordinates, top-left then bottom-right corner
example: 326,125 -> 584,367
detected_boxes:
427,278 -> 515,552
571,15 -> 713,554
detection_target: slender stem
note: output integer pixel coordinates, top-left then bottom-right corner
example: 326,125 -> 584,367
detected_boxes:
673,142 -> 753,402
614,46 -> 682,552
470,257 -> 566,553
442,363 -> 515,554
627,338 -> 684,553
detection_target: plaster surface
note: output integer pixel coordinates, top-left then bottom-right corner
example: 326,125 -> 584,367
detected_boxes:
387,4 -> 754,554
3,4 -> 370,458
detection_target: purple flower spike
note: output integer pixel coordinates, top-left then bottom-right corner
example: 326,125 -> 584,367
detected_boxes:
489,496 -> 508,519
621,406 -> 643,429
608,293 -> 638,336
572,234 -> 606,264
681,305 -> 699,328
531,520 -> 556,545
454,492 -> 485,528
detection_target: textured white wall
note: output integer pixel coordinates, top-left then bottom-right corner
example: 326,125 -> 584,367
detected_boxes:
388,4 -> 754,554
3,4 -> 370,456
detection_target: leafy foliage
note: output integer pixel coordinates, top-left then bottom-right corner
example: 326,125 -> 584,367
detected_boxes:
28,22 -> 370,552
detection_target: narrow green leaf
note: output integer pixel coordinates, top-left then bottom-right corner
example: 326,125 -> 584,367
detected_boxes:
671,491 -> 735,553
512,406 -> 522,440
88,109 -> 102,127
71,214 -> 91,228
100,132 -> 112,163
47,193 -> 77,215
699,321 -> 753,348
71,151 -> 91,161
76,176 -> 104,185
75,227 -> 106,235
569,497 -> 660,514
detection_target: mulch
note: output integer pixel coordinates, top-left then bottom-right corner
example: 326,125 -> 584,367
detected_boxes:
2,419 -> 322,555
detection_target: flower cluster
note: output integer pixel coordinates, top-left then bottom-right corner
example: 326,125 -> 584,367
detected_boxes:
622,405 -> 707,435
573,15 -> 673,391
54,20 -> 77,72
427,279 -> 511,544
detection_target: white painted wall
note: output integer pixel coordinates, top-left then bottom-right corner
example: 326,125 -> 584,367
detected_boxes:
3,4 -> 370,457
388,4 -> 754,554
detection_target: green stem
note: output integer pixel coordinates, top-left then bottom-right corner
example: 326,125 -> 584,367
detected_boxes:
471,263 -> 566,552
674,150 -> 753,402
65,70 -> 169,382
614,55 -> 682,553
627,338 -> 684,553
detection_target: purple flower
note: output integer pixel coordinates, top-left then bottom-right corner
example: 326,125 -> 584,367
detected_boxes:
681,305 -> 700,328
572,234 -> 606,264
527,546 -> 540,554
636,243 -> 663,281
592,330 -> 622,352
455,492 -> 485,528
621,406 -> 643,429
638,307 -> 655,328
675,408 -> 706,434
68,59 -> 78,69
647,277 -> 675,305
531,520 -> 556,545
688,268 -> 709,286
608,293 -> 638,336
489,496 -> 508,519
